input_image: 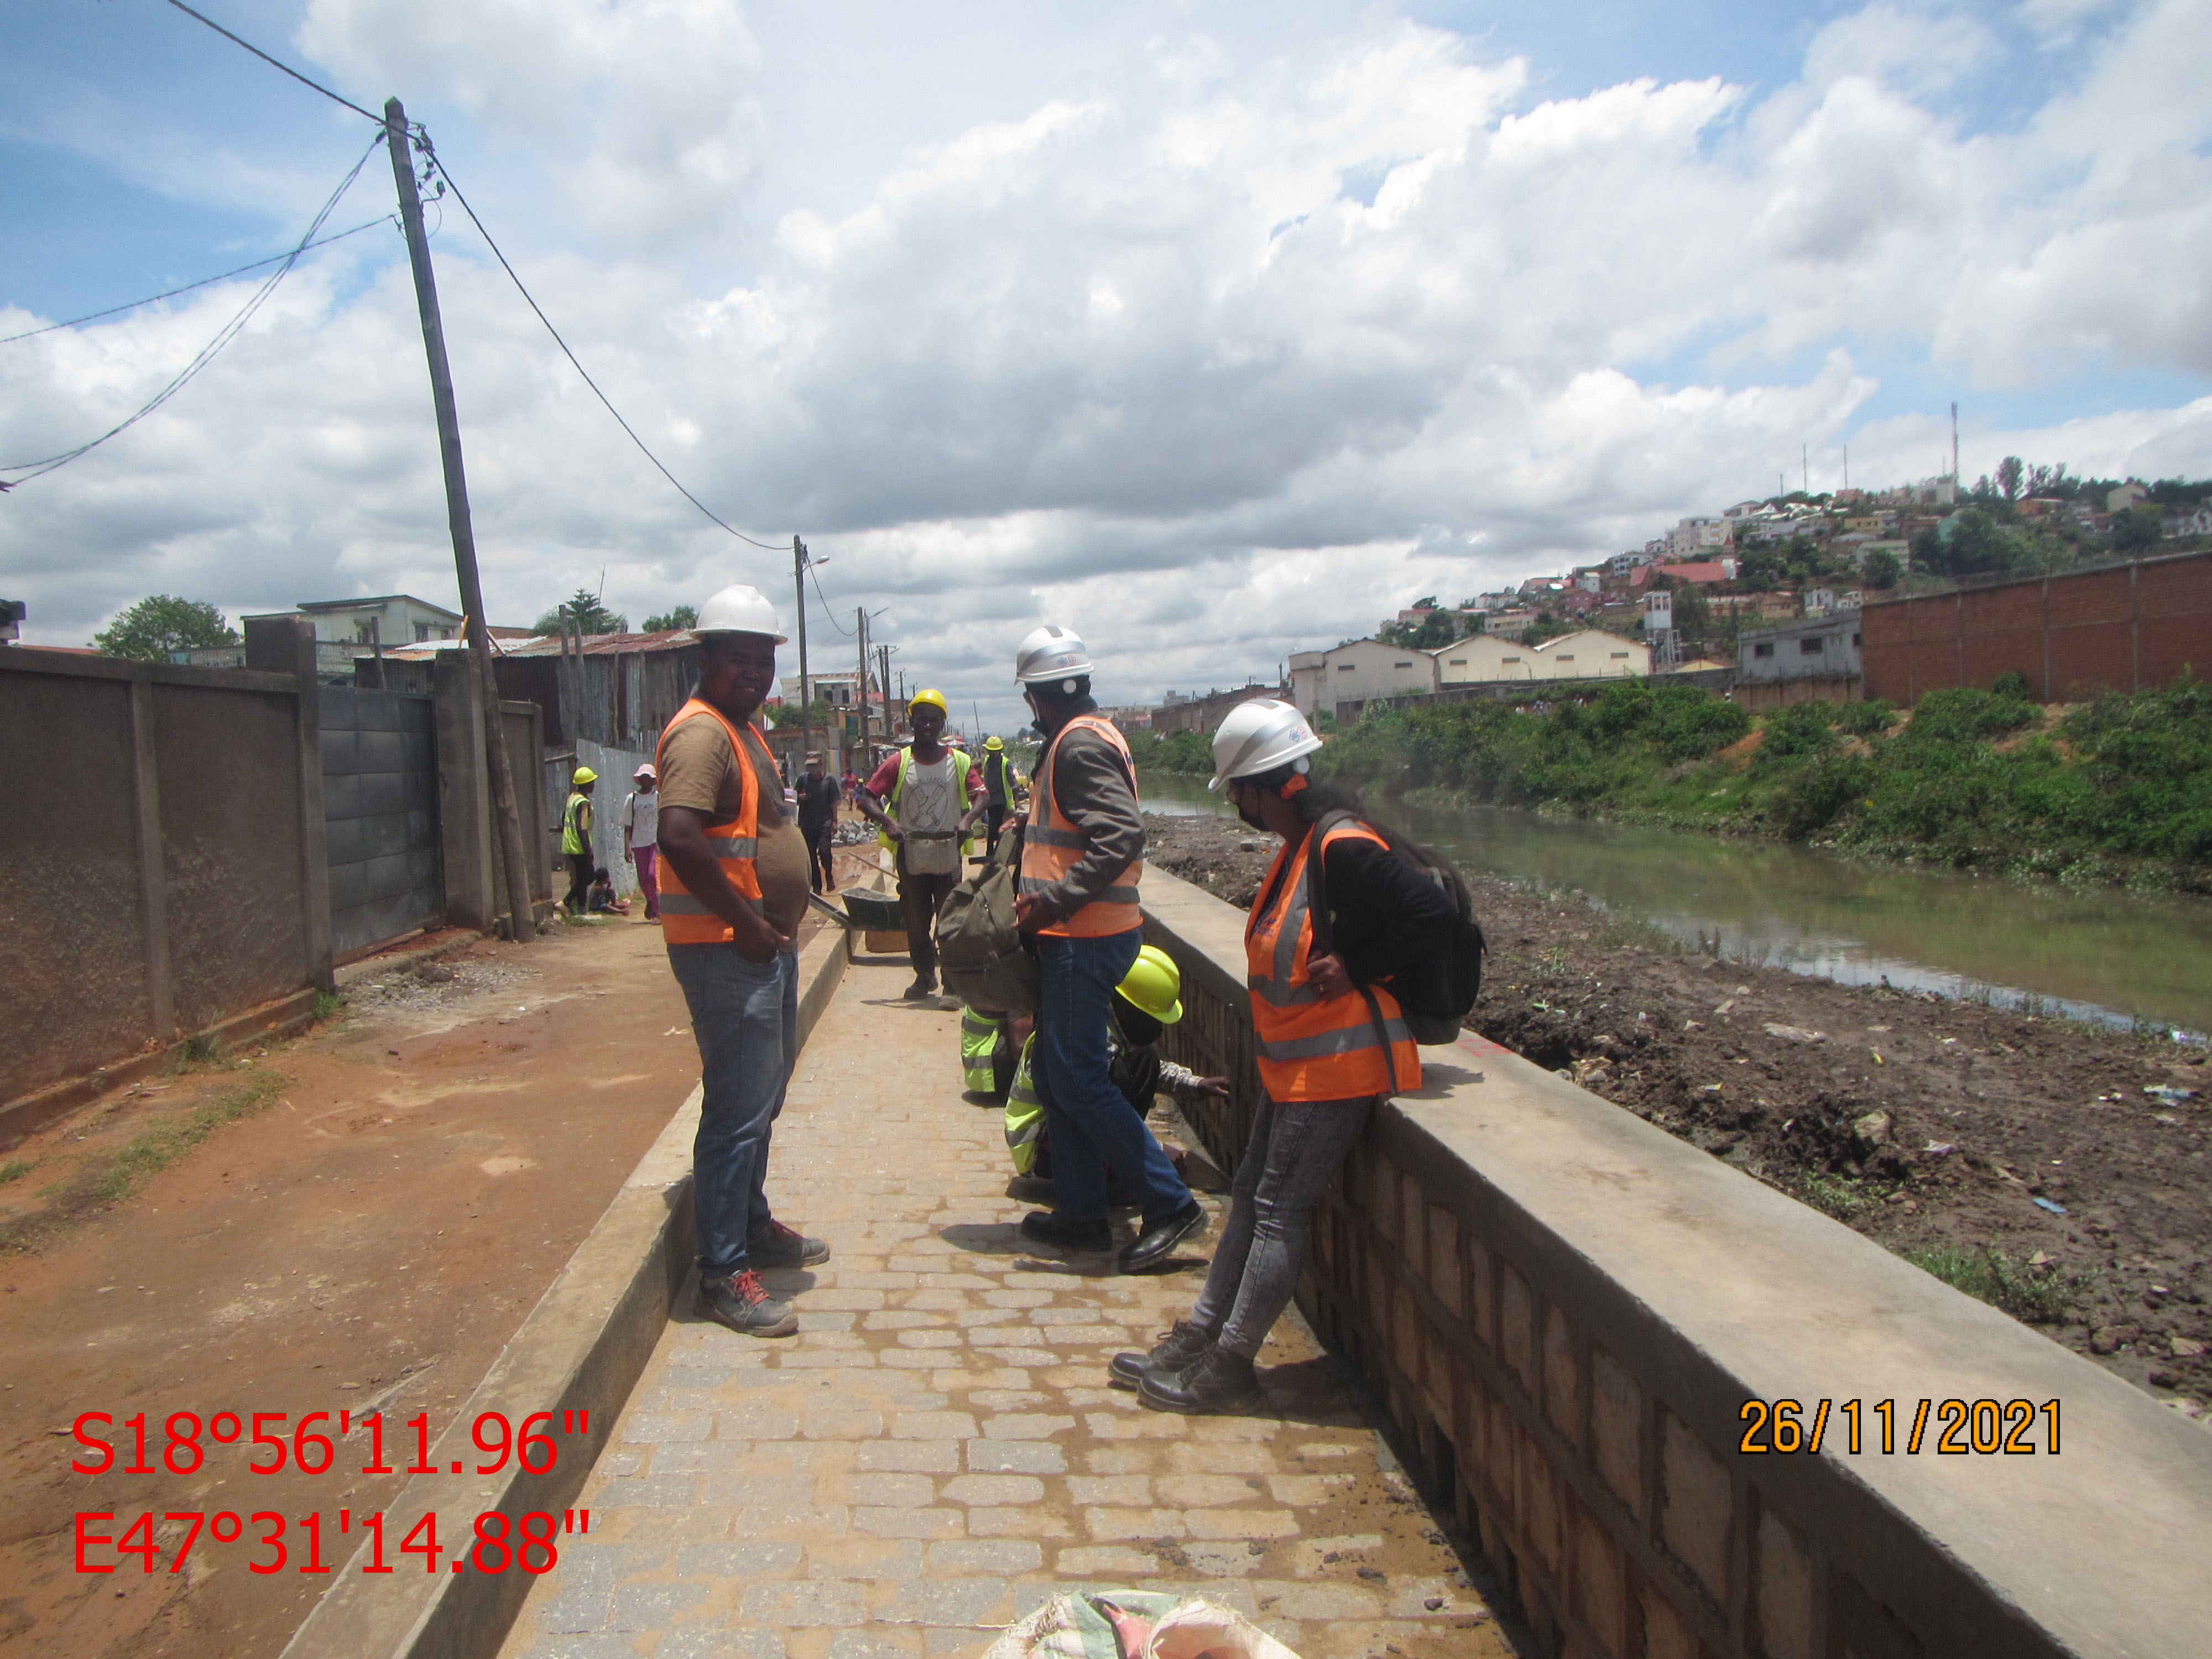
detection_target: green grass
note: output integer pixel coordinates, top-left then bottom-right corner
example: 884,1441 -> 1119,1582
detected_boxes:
1310,674 -> 2211,889
0,1073 -> 287,1253
1794,1171 -> 1881,1221
313,990 -> 345,1021
0,1159 -> 32,1185
1900,1244 -> 2089,1325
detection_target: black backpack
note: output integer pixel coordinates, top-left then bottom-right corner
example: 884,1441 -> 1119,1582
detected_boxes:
1308,810 -> 1485,1046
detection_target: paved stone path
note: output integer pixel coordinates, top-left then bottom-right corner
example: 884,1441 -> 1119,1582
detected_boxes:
497,958 -> 1515,1659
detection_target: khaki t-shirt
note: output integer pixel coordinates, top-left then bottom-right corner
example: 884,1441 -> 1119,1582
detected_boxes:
658,713 -> 809,940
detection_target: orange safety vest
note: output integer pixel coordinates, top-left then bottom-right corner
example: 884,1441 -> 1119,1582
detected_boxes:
1245,819 -> 1420,1101
655,698 -> 770,945
1020,714 -> 1144,938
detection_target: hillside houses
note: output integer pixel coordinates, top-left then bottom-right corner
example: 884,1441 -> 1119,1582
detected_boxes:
1287,630 -> 1653,716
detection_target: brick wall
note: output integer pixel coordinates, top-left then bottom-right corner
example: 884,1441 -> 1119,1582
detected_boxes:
1861,550 -> 2210,703
1138,865 -> 2212,1659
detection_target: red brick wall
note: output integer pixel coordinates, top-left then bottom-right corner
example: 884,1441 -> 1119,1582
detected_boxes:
1860,550 -> 2210,703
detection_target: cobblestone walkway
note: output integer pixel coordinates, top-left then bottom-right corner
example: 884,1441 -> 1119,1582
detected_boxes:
498,959 -> 1514,1659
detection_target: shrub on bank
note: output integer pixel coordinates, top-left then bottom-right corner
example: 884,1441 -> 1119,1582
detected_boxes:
1294,674 -> 2209,887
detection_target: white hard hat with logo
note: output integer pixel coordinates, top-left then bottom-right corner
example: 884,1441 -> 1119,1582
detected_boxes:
693,584 -> 787,643
1208,698 -> 1323,790
1014,624 -> 1094,685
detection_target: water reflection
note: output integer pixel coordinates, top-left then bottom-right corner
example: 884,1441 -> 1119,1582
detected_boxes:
1139,774 -> 2212,1037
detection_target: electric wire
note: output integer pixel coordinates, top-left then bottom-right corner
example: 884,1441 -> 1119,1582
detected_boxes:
0,133 -> 382,483
414,137 -> 786,553
160,0 -> 382,123
0,216 -> 395,346
806,550 -> 854,633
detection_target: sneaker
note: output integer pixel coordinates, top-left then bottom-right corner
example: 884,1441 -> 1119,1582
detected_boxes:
1018,1210 -> 1113,1253
1109,1319 -> 1213,1388
749,1219 -> 830,1269
698,1269 -> 797,1338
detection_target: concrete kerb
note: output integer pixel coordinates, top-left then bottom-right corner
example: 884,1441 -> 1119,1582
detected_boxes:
278,922 -> 853,1659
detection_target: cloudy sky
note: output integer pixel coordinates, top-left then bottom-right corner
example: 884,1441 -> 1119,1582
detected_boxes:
3,0 -> 2208,728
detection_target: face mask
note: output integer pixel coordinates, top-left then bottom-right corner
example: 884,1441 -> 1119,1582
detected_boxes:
1230,785 -> 1267,832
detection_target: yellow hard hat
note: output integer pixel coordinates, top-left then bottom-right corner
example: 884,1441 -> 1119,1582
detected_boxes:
572,765 -> 598,785
1117,944 -> 1183,1024
910,687 -> 949,714
984,734 -> 1004,751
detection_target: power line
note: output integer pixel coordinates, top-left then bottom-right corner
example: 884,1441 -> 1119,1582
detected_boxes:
805,544 -> 854,633
1,133 -> 383,483
0,216 -> 395,346
414,137 -> 787,552
160,0 -> 382,123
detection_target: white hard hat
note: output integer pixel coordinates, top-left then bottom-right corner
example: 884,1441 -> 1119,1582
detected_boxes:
692,584 -> 787,644
1208,699 -> 1323,790
1014,624 -> 1094,685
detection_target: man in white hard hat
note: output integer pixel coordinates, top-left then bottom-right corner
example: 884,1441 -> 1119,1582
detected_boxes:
1009,623 -> 1203,1272
654,584 -> 828,1339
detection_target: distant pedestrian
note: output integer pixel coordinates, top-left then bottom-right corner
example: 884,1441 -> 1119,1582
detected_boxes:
1118,700 -> 1452,1413
980,734 -> 1024,853
795,751 -> 841,894
854,691 -> 985,999
560,765 -> 598,916
623,763 -> 660,920
1009,624 -> 1202,1272
655,584 -> 828,1340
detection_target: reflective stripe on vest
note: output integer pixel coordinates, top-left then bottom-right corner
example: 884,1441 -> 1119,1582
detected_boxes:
655,698 -> 769,945
961,1006 -> 1004,1092
561,792 -> 590,855
1244,820 -> 1420,1101
1003,1034 -> 1044,1173
878,746 -> 977,856
1019,714 -> 1143,937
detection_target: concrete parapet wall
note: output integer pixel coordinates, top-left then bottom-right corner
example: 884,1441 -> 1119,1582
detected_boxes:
1140,865 -> 2212,1659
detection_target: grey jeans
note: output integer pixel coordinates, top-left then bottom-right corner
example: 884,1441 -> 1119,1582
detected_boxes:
1189,1093 -> 1375,1358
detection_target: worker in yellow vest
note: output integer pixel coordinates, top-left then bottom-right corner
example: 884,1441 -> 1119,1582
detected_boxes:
854,688 -> 985,1000
560,766 -> 597,916
1009,624 -> 1202,1273
654,584 -> 829,1340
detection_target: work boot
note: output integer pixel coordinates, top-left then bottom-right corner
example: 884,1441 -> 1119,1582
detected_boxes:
903,975 -> 937,1000
748,1219 -> 830,1269
1109,1319 -> 1213,1388
1019,1211 -> 1112,1253
1138,1344 -> 1261,1415
1118,1199 -> 1206,1273
697,1269 -> 797,1338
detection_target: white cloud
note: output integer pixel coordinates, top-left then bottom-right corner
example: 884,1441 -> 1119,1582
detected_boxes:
4,1 -> 2209,729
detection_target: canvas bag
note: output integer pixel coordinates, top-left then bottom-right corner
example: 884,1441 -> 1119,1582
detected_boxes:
935,823 -> 1040,1015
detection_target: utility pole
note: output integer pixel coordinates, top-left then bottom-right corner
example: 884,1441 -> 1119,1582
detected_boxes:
792,536 -> 811,766
1951,401 -> 1960,485
880,645 -> 893,745
856,606 -> 869,759
384,98 -> 535,941
1802,444 -> 1809,494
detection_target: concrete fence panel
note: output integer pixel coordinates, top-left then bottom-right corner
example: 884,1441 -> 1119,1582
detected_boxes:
1140,864 -> 2212,1659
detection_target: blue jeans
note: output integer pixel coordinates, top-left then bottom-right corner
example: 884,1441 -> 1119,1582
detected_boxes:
667,943 -> 798,1277
1032,930 -> 1192,1227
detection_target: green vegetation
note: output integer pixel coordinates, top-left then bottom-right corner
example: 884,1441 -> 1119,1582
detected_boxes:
1307,674 -> 2212,888
1,1073 -> 285,1253
91,595 -> 238,660
642,604 -> 698,632
533,588 -> 628,636
1900,1243 -> 2090,1324
1124,728 -> 1216,775
0,1159 -> 32,1186
312,990 -> 345,1022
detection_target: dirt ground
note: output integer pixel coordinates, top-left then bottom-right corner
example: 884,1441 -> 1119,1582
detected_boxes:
1144,813 -> 2212,1414
0,910 -> 713,1659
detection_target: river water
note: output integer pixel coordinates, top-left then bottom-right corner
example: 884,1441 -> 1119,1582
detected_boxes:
1137,773 -> 2212,1039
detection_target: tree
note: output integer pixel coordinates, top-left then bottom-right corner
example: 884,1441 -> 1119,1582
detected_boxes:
642,604 -> 698,632
2111,507 -> 2163,552
1379,609 -> 1465,649
91,595 -> 238,660
1995,456 -> 2024,500
534,588 -> 627,635
1864,547 -> 1902,589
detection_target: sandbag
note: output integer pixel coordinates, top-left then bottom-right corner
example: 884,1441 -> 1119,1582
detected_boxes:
935,825 -> 1039,1016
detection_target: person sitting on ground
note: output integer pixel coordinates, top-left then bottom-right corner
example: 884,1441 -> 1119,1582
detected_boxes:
1004,945 -> 1227,1188
1119,700 -> 1455,1415
586,867 -> 629,915
853,690 -> 986,999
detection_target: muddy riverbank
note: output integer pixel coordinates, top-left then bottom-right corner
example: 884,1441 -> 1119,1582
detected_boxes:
1144,811 -> 2212,1414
